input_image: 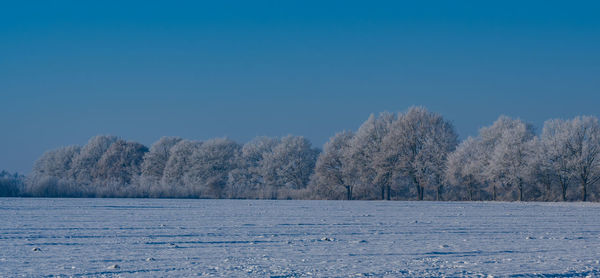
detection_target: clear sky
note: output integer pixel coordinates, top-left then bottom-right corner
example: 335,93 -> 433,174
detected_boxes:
1,1 -> 599,174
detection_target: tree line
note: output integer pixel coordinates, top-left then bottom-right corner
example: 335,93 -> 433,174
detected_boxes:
2,107 -> 600,201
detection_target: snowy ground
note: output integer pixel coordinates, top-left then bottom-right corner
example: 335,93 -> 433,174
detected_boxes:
1,198 -> 600,277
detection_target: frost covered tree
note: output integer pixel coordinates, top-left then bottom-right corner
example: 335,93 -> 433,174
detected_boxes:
161,140 -> 202,196
226,168 -> 256,198
261,135 -> 319,198
140,137 -> 182,185
226,135 -> 319,199
346,112 -> 395,199
446,116 -> 537,201
27,145 -> 81,196
30,145 -> 81,183
0,171 -> 25,197
563,116 -> 600,201
534,117 -> 600,201
226,137 -> 279,198
380,107 -> 458,200
138,137 -> 183,193
95,140 -> 148,185
535,119 -> 574,201
526,137 -> 558,201
241,137 -> 281,167
69,135 -> 118,184
445,137 -> 485,201
485,117 -> 535,201
185,138 -> 241,198
474,116 -> 523,200
311,131 -> 354,200
20,108 -> 600,201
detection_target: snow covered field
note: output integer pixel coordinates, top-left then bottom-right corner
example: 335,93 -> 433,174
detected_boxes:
2,198 -> 600,277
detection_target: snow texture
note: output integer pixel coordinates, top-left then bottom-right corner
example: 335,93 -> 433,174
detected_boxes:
1,198 -> 600,277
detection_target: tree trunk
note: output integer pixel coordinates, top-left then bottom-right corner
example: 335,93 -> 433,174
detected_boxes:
271,188 -> 277,200
346,185 -> 352,200
518,183 -> 523,202
519,186 -> 523,202
386,186 -> 391,200
411,176 -> 425,201
582,181 -> 587,202
381,186 -> 385,200
515,177 -> 524,202
560,180 -> 567,201
468,185 -> 473,201
436,185 -> 443,201
492,185 -> 497,201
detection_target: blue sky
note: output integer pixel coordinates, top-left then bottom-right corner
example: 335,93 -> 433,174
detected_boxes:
1,1 -> 599,173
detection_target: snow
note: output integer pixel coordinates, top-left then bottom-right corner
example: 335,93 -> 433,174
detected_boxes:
1,198 -> 600,277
